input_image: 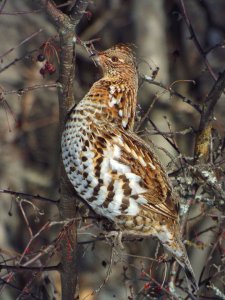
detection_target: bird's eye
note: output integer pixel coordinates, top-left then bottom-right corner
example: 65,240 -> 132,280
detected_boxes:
111,56 -> 119,62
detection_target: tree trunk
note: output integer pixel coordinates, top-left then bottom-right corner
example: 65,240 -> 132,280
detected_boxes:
39,1 -> 89,299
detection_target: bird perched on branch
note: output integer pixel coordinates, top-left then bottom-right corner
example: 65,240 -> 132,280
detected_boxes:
61,44 -> 198,291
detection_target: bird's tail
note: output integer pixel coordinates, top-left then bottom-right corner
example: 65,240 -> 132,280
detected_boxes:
175,250 -> 199,292
164,239 -> 199,292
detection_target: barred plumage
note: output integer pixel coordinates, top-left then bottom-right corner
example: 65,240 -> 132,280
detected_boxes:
61,44 -> 198,291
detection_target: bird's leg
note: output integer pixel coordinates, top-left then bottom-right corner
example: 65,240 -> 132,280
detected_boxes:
104,231 -> 124,249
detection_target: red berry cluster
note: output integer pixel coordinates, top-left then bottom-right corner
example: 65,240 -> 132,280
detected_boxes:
37,54 -> 56,76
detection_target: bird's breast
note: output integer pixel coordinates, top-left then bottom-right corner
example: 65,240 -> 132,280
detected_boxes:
61,112 -> 148,220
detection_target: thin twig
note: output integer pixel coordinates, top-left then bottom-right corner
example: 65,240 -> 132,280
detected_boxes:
70,0 -> 89,26
207,283 -> 225,300
205,41 -> 225,55
141,75 -> 201,113
199,70 -> 225,131
0,264 -> 59,272
0,48 -> 38,74
179,0 -> 218,81
0,0 -> 7,13
4,83 -> 60,96
130,263 -> 182,300
92,246 -> 115,296
0,278 -> 40,300
0,1 -> 74,15
0,29 -> 43,60
135,88 -> 168,131
194,70 -> 225,162
199,222 -> 224,286
0,189 -> 59,204
200,268 -> 225,287
148,118 -> 184,158
143,127 -> 193,137
18,199 -> 34,239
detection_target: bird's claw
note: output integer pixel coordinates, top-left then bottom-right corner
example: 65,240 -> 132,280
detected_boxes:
105,231 -> 124,249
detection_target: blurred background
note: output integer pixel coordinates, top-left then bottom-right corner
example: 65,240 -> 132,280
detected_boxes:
0,1 -> 225,299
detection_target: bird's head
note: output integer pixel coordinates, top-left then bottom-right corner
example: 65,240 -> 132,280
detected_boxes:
92,44 -> 137,77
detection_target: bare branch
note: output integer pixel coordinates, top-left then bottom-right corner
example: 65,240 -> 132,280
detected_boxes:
135,86 -> 167,131
205,41 -> 225,55
179,0 -> 218,81
195,70 -> 225,161
0,264 -> 59,272
0,49 -> 38,74
39,0 -> 70,29
0,278 -> 40,300
199,70 -> 225,131
207,284 -> 225,300
0,1 -> 74,15
0,0 -> 7,13
4,83 -> 60,96
0,189 -> 59,205
141,75 -> 201,113
70,0 -> 89,26
198,222 -> 225,285
0,29 -> 43,61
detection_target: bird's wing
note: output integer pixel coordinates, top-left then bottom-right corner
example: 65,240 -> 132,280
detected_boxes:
91,124 -> 179,220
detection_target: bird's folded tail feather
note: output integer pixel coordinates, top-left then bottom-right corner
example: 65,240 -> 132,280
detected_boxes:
161,234 -> 198,292
176,255 -> 199,292
170,239 -> 199,292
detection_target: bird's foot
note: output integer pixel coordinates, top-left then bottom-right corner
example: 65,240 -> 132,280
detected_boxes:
157,253 -> 170,263
104,231 -> 124,249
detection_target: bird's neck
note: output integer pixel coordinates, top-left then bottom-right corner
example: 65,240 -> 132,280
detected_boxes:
73,74 -> 138,130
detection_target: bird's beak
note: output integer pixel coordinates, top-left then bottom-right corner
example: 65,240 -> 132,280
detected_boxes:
89,50 -> 101,66
89,50 -> 97,57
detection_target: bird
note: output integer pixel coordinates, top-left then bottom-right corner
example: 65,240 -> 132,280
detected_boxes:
61,44 -> 198,291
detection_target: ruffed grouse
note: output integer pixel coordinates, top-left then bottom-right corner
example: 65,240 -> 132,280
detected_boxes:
61,44 -> 198,290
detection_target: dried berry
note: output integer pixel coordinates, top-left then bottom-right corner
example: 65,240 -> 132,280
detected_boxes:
37,54 -> 45,62
40,67 -> 46,76
45,61 -> 56,75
